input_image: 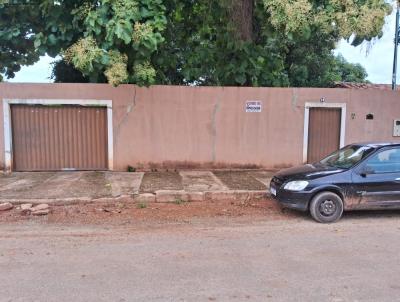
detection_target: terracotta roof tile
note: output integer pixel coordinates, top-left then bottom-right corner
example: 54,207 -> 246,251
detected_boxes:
334,82 -> 398,90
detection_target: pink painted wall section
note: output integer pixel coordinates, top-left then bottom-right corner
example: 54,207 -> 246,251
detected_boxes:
0,83 -> 399,171
0,93 -> 3,170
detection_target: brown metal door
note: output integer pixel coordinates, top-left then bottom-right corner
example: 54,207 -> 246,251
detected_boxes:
307,108 -> 341,163
11,105 -> 108,171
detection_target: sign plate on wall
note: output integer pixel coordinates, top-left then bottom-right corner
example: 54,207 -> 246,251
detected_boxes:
246,101 -> 262,113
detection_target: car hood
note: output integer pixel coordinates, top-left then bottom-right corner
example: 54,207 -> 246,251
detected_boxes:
275,163 -> 345,181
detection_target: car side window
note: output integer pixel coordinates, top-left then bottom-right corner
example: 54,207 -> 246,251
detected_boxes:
364,148 -> 400,174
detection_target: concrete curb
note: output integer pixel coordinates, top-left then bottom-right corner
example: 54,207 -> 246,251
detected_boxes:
204,190 -> 266,202
133,190 -> 268,203
0,195 -> 133,206
0,198 -> 93,206
0,191 -> 270,206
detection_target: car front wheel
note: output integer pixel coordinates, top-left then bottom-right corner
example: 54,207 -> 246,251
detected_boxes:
309,192 -> 344,223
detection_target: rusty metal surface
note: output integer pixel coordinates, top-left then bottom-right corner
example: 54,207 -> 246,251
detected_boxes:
11,105 -> 108,171
307,108 -> 341,163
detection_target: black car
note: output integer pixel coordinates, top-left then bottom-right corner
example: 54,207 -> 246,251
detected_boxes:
270,142 -> 400,223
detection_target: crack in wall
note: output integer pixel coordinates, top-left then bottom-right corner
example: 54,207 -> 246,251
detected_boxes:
211,98 -> 221,162
291,88 -> 299,110
115,86 -> 137,138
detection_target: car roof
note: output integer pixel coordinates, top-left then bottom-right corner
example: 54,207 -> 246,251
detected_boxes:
351,142 -> 400,148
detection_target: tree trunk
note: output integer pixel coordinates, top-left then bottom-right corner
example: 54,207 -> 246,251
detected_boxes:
229,0 -> 254,41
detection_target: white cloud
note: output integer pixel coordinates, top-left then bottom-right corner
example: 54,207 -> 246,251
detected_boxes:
7,55 -> 56,83
335,6 -> 398,84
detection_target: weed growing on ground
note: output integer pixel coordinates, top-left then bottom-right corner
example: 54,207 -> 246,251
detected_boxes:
136,202 -> 147,209
174,198 -> 187,205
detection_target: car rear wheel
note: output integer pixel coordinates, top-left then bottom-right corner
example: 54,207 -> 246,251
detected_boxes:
309,192 -> 344,223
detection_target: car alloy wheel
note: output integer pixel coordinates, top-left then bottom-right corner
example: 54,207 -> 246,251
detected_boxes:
319,199 -> 337,217
310,192 -> 344,223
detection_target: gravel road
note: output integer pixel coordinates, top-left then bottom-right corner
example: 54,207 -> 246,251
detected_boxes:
1,213 -> 400,302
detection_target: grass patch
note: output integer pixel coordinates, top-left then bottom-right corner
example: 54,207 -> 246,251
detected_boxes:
136,202 -> 147,209
173,198 -> 187,205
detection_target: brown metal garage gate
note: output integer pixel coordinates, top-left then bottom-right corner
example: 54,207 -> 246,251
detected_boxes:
11,105 -> 108,171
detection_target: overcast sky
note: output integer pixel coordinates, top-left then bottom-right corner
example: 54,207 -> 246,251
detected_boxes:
7,6 -> 399,85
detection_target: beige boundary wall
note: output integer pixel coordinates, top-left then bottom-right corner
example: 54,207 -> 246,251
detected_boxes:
1,83 -> 399,171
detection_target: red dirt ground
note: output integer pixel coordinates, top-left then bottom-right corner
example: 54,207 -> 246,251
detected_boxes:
0,198 -> 300,226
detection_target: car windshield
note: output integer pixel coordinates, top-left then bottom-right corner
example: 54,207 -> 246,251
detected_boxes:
319,145 -> 375,169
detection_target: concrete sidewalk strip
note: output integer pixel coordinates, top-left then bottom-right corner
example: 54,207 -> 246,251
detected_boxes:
105,172 -> 144,196
0,171 -> 270,206
37,172 -> 87,198
0,172 -> 99,199
180,171 -> 229,192
249,171 -> 274,188
0,177 -> 40,193
0,172 -> 57,196
0,190 -> 269,206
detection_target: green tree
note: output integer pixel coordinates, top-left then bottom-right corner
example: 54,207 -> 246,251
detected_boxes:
155,0 -> 388,86
0,0 -> 392,86
332,54 -> 369,84
51,59 -> 90,83
1,0 -> 166,85
0,0 -> 43,81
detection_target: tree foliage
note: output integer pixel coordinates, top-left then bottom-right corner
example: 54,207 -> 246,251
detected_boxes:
0,0 -> 44,80
51,59 -> 89,83
333,54 -> 368,83
0,0 -> 392,86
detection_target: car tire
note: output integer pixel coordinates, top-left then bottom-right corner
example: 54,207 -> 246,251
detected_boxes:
309,192 -> 344,223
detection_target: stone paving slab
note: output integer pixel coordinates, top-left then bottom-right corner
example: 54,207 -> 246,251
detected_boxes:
0,172 -> 56,197
248,171 -> 274,189
213,171 -> 266,190
105,172 -> 144,196
180,171 -> 229,192
139,172 -> 183,193
0,172 -> 82,199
